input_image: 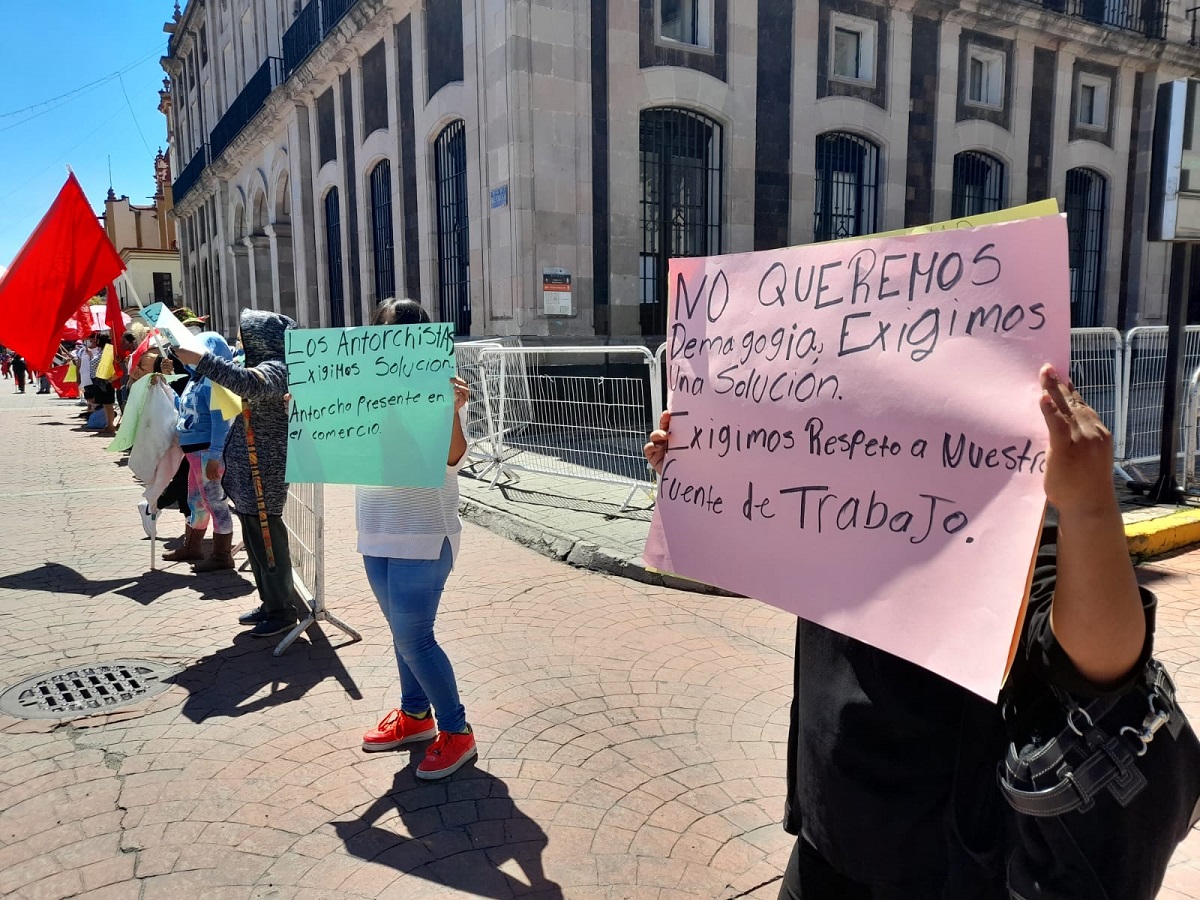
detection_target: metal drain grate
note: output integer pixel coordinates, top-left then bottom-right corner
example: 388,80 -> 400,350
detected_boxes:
0,660 -> 178,720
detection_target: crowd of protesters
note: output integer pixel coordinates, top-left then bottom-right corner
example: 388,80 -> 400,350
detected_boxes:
17,297 -> 480,782
11,280 -> 1196,894
1,348 -> 50,394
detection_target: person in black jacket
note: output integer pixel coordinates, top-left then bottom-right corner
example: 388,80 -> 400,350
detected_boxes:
643,364 -> 1150,898
11,354 -> 27,393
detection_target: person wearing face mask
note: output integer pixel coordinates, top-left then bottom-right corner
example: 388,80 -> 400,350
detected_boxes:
172,310 -> 304,638
179,312 -> 208,338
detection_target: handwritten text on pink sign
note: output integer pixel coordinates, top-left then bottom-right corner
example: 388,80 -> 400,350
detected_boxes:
643,216 -> 1071,700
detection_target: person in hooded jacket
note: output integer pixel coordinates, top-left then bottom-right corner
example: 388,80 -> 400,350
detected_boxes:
162,332 -> 236,571
173,310 -> 303,638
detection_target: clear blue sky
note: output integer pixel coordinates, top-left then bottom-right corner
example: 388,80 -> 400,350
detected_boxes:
0,2 -> 175,269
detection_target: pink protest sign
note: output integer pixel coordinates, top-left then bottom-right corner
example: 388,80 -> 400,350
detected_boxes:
643,215 -> 1071,700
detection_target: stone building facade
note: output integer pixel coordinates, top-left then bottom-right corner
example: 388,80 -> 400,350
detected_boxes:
161,0 -> 1200,342
104,147 -> 182,311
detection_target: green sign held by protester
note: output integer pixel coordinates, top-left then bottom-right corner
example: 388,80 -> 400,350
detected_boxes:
284,323 -> 457,488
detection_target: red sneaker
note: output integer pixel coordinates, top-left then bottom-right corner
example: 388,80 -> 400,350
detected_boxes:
416,730 -> 477,780
361,709 -> 435,752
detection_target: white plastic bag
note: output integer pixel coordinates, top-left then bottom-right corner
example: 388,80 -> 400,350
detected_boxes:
129,379 -> 181,485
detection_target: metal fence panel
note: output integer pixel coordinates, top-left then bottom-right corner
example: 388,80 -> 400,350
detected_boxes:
283,482 -> 324,606
1120,325 -> 1200,468
475,346 -> 660,506
1068,327 -> 1123,451
1183,368 -> 1200,491
455,337 -> 523,464
277,481 -> 361,656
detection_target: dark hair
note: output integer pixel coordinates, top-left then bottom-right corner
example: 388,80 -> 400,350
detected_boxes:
371,298 -> 430,326
122,332 -> 136,345
95,333 -> 111,348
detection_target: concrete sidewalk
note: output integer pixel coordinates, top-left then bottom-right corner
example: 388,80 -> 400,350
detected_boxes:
0,394 -> 795,900
0,393 -> 1197,900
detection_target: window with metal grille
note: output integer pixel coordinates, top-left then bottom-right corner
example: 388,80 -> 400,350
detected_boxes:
639,107 -> 723,336
434,120 -> 470,336
813,132 -> 880,242
951,151 -> 1005,217
1065,168 -> 1107,327
369,161 -> 395,302
324,188 -> 345,328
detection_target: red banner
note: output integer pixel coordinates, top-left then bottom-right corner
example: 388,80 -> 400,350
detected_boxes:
0,174 -> 125,371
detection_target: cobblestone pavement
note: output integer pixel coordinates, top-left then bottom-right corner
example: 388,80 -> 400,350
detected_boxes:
0,392 -> 1196,899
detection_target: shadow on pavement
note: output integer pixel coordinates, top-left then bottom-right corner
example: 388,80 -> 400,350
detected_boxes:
333,765 -> 563,899
0,562 -> 256,606
494,484 -> 653,521
174,623 -> 362,722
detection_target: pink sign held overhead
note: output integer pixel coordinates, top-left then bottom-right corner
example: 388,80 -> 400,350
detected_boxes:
643,215 -> 1072,701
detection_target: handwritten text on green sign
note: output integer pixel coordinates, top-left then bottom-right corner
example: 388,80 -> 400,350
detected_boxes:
284,323 -> 456,487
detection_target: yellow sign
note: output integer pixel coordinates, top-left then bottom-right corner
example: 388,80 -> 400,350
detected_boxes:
835,200 -> 1061,242
211,383 -> 243,421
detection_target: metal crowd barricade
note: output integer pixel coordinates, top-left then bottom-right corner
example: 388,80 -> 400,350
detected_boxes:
277,482 -> 361,657
455,338 -> 517,465
1068,328 -> 1124,449
453,338 -> 501,465
1182,368 -> 1200,492
475,345 -> 661,510
655,342 -> 668,416
1119,326 -> 1200,476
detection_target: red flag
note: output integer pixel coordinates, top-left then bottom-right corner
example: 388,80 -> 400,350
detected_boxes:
47,363 -> 79,399
104,282 -> 125,377
0,174 -> 125,371
70,297 -> 92,340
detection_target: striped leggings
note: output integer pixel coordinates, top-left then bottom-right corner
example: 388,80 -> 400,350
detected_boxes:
184,452 -> 233,535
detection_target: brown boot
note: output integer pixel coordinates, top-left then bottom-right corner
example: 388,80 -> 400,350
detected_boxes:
162,526 -> 205,562
194,532 -> 235,572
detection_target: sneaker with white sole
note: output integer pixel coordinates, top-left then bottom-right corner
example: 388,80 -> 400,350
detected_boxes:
361,709 -> 436,752
416,729 -> 477,780
138,501 -> 158,540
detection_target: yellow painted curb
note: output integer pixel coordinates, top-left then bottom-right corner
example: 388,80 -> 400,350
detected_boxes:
1126,508 -> 1200,558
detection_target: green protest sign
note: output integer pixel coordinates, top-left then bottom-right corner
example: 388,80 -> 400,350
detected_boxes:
284,323 -> 457,487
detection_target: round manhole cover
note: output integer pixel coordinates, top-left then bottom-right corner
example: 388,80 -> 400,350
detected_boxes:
0,660 -> 179,720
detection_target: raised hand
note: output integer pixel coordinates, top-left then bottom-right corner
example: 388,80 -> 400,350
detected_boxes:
450,377 -> 469,411
1038,363 -> 1115,517
643,410 -> 671,476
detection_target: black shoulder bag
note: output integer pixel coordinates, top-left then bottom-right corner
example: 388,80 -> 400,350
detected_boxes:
999,655 -> 1200,899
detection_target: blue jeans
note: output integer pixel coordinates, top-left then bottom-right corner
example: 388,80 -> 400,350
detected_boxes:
363,539 -> 466,734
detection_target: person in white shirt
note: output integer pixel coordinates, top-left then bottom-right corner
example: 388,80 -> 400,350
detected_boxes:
75,337 -> 96,409
356,298 -> 476,781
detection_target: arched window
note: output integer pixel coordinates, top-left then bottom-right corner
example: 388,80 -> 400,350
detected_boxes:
434,120 -> 470,335
951,151 -> 1005,218
251,192 -> 268,236
369,160 -> 396,302
232,204 -> 246,241
814,132 -> 880,241
639,107 -> 723,336
323,188 -> 345,328
1065,168 -> 1107,327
